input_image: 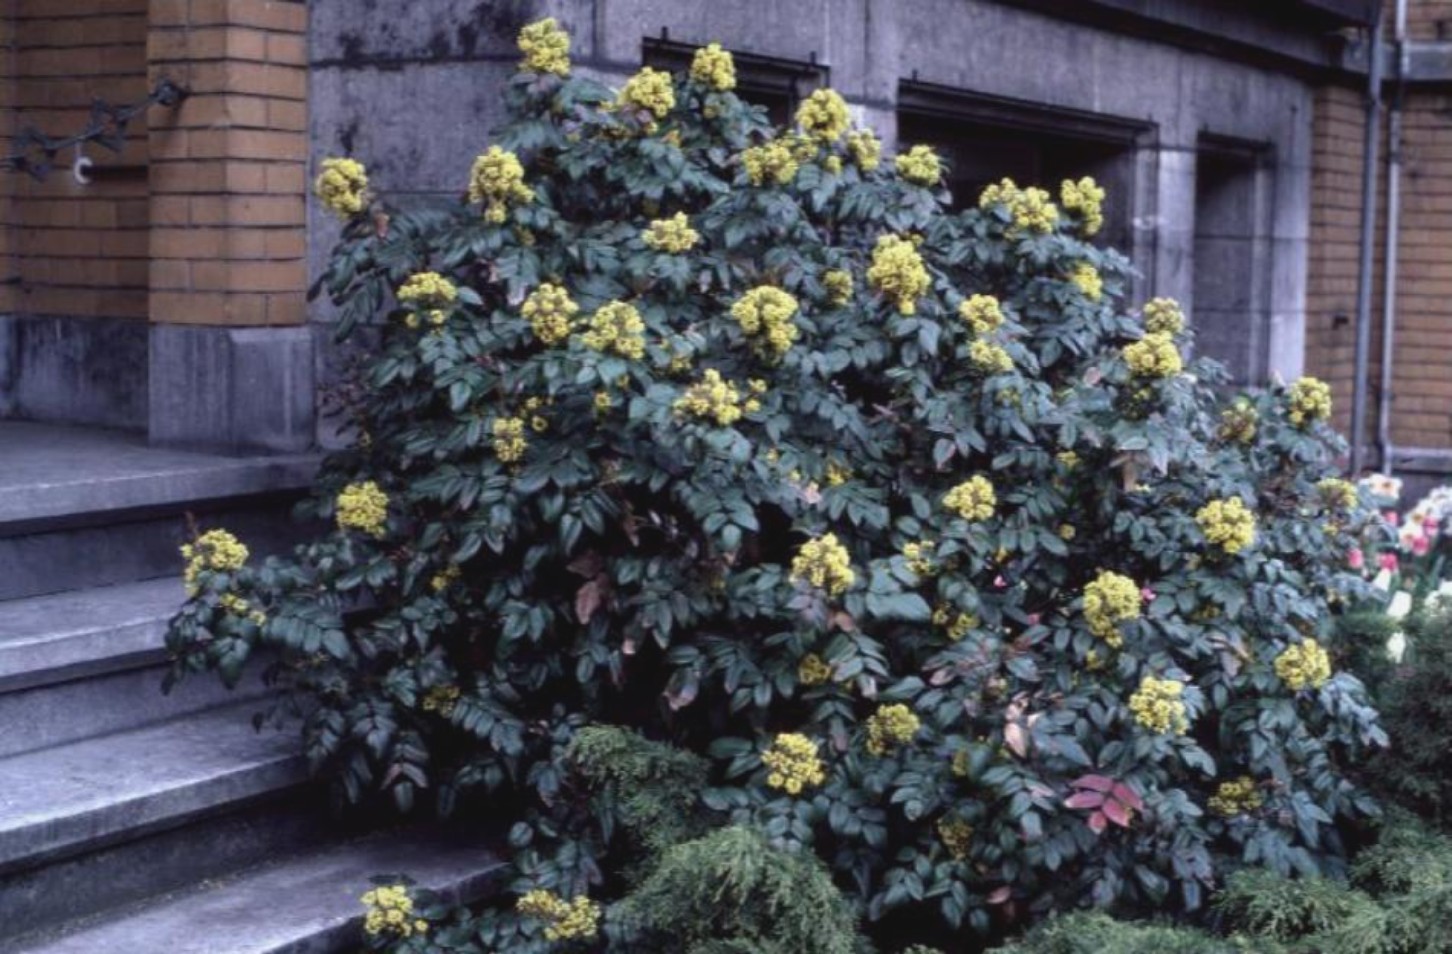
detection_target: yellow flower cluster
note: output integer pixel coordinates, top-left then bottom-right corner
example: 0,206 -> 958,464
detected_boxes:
468,146 -> 534,223
673,368 -> 751,426
824,460 -> 851,486
1275,638 -> 1332,691
762,732 -> 826,794
1196,497 -> 1256,555
796,88 -> 850,143
943,475 -> 996,522
314,157 -> 368,219
1143,297 -> 1185,336
970,339 -> 1014,375
741,139 -> 799,187
1083,570 -> 1140,648
847,129 -> 882,171
959,294 -> 1004,334
521,282 -> 578,345
1129,675 -> 1189,735
429,564 -> 460,592
822,269 -> 854,307
336,481 -> 389,537
938,817 -> 974,860
731,286 -> 799,359
1069,263 -> 1103,302
1317,478 -> 1358,510
895,144 -> 942,186
642,212 -> 699,253
396,271 -> 457,308
581,300 -> 647,359
1208,776 -> 1264,817
422,684 -> 461,717
798,653 -> 832,686
181,528 -> 250,595
617,66 -> 675,120
218,593 -> 267,626
865,703 -> 921,756
1123,332 -> 1183,379
516,890 -> 602,942
1287,376 -> 1333,428
493,416 -> 528,463
1219,398 -> 1259,444
902,540 -> 936,576
791,532 -> 856,596
361,884 -> 428,938
933,605 -> 978,641
517,17 -> 571,76
690,42 -> 736,90
1060,176 -> 1106,236
979,178 -> 1060,234
867,234 -> 930,315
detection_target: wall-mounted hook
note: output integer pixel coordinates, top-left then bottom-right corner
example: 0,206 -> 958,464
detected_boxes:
72,144 -> 93,185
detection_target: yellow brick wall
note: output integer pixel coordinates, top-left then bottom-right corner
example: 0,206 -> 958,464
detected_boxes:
1306,0 -> 1452,453
146,0 -> 308,327
1,0 -> 151,320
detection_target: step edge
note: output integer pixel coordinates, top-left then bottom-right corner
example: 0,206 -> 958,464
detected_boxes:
0,457 -> 322,528
0,752 -> 310,875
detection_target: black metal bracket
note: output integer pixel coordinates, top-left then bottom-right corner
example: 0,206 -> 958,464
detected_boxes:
1,77 -> 189,181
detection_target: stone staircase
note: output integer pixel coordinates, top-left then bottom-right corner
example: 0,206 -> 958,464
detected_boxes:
0,423 -> 500,952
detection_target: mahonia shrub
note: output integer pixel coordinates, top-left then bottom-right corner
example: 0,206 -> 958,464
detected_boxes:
167,17 -> 1389,951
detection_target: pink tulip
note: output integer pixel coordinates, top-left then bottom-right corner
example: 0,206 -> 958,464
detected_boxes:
1348,547 -> 1365,570
1385,510 -> 1400,527
1380,552 -> 1400,572
1413,535 -> 1432,556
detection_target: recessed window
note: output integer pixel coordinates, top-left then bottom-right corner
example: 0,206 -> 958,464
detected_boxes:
896,81 -> 1155,259
642,34 -> 828,127
1193,135 -> 1275,387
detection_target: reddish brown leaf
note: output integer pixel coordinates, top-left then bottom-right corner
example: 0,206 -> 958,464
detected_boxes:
575,579 -> 603,623
1110,782 -> 1144,811
1102,798 -> 1133,828
567,551 -> 604,578
1064,791 -> 1106,810
1072,774 -> 1115,793
1087,811 -> 1108,835
987,886 -> 1012,905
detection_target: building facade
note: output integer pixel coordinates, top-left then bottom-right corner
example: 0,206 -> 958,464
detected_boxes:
7,0 -> 1440,473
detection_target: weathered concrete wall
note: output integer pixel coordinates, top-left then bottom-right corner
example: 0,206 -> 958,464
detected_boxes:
307,0 -> 1323,425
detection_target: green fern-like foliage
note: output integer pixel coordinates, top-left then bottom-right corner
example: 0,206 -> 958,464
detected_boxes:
1366,599 -> 1452,822
619,826 -> 864,954
567,725 -> 711,858
987,912 -> 1264,954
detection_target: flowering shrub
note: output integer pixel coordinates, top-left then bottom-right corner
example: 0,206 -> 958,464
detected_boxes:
167,18 -> 1388,950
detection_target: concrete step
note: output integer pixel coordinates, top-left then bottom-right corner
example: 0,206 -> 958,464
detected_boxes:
0,579 -> 255,757
11,826 -> 504,954
0,422 -> 318,601
0,700 -> 315,939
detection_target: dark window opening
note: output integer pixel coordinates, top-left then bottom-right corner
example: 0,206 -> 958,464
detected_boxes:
642,34 -> 828,127
1192,135 -> 1274,387
897,82 -> 1154,259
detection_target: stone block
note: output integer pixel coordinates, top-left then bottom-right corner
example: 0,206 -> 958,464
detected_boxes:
0,315 -> 148,431
149,324 -> 314,453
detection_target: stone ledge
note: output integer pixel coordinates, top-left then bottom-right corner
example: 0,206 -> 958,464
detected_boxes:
0,422 -> 318,529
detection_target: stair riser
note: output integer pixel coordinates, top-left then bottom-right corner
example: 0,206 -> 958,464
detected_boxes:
0,788 -> 334,943
0,663 -> 263,758
0,494 -> 308,601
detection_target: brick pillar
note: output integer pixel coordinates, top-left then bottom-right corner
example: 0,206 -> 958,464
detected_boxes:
0,0 -> 16,417
145,0 -> 312,452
